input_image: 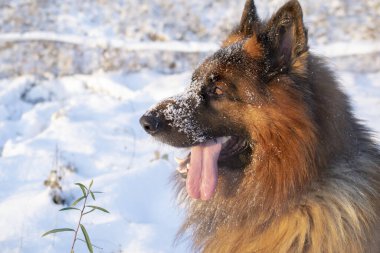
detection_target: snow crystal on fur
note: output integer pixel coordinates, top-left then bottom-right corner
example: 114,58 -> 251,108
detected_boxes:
162,79 -> 205,143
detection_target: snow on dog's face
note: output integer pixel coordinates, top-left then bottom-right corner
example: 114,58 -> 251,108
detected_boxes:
148,80 -> 206,146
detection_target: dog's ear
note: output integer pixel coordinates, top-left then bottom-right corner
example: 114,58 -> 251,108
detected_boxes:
239,0 -> 260,36
265,0 -> 308,74
222,0 -> 260,47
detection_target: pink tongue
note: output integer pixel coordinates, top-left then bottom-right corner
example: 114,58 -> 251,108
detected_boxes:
186,138 -> 222,200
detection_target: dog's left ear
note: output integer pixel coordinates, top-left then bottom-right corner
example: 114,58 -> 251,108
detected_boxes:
265,0 -> 308,73
223,0 -> 260,47
239,0 -> 260,36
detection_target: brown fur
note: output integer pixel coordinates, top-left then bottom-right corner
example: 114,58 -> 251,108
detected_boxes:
141,1 -> 380,252
174,56 -> 380,252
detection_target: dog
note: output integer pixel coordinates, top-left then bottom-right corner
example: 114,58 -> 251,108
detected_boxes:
140,0 -> 380,252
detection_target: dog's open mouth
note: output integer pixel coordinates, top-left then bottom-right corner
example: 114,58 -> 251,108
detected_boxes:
175,136 -> 248,200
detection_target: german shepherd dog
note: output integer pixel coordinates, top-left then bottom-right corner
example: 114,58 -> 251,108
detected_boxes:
140,0 -> 380,252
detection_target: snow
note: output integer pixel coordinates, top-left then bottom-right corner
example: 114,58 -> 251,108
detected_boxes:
0,32 -> 220,53
2,32 -> 379,57
0,0 -> 379,252
158,79 -> 206,143
0,71 -> 192,253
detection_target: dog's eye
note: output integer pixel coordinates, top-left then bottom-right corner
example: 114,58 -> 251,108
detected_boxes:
209,82 -> 225,97
213,86 -> 224,96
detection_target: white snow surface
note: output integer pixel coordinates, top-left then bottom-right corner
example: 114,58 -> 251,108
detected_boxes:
0,66 -> 379,253
0,71 -> 191,253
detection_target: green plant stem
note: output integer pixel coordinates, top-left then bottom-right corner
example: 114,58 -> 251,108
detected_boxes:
70,191 -> 89,253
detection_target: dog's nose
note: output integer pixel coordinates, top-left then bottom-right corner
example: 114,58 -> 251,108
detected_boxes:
139,115 -> 161,135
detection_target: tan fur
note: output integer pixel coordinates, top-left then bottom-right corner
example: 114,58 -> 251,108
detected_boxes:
292,51 -> 308,76
243,35 -> 264,58
222,34 -> 245,48
200,155 -> 379,253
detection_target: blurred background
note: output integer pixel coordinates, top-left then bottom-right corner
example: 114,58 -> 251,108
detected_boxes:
0,0 -> 379,77
0,1 -> 379,252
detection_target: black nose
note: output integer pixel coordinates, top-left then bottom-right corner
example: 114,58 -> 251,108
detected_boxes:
139,115 -> 161,135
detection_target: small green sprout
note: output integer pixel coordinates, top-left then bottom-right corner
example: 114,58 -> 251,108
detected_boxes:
42,180 -> 109,253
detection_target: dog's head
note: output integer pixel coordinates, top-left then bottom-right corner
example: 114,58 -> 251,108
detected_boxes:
140,0 -> 313,201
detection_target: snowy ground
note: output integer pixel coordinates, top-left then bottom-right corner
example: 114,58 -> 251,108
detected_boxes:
0,71 -> 191,253
0,65 -> 379,253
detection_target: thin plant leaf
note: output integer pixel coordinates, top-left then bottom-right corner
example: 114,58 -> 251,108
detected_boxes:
89,190 -> 96,200
86,205 -> 110,213
83,208 -> 96,216
71,196 -> 85,207
75,183 -> 88,190
42,228 -> 75,237
91,191 -> 103,194
75,183 -> 88,196
80,224 -> 93,253
77,238 -> 103,250
89,180 -> 94,189
59,207 -> 80,211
